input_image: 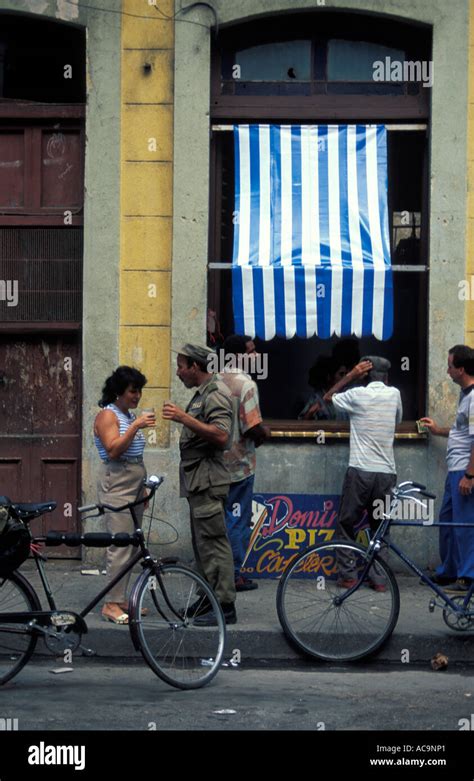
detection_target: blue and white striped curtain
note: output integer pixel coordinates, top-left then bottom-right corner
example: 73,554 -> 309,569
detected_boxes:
232,124 -> 393,340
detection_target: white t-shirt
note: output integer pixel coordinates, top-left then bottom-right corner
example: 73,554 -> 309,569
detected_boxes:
446,386 -> 474,471
332,382 -> 403,474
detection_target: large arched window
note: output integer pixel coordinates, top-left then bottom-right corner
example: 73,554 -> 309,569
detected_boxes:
208,11 -> 431,430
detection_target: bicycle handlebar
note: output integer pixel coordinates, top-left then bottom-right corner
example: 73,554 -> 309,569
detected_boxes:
395,481 -> 436,500
78,474 -> 164,514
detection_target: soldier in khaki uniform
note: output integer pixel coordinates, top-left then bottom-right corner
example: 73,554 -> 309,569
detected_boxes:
162,344 -> 237,625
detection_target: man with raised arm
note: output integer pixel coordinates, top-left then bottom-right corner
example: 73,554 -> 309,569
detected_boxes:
323,356 -> 403,591
420,344 -> 474,592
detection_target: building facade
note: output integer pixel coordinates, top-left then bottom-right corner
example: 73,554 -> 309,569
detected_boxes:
0,0 -> 472,570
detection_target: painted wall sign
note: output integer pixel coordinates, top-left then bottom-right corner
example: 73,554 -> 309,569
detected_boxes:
241,493 -> 370,579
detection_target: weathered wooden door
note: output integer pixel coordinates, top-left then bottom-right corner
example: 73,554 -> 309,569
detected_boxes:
0,112 -> 85,554
0,334 -> 81,545
0,17 -> 85,555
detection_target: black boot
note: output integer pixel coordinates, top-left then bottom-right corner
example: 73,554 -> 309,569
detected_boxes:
180,595 -> 212,618
193,602 -> 237,626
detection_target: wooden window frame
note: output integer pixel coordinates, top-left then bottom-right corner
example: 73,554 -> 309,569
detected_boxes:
208,13 -> 431,438
0,106 -> 85,226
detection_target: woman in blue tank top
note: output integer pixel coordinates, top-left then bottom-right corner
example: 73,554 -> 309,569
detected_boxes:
94,366 -> 156,624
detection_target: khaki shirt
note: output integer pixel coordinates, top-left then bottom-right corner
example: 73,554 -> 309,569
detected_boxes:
179,374 -> 232,496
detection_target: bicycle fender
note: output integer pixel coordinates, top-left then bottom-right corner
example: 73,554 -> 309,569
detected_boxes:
128,569 -> 151,651
2,571 -> 42,611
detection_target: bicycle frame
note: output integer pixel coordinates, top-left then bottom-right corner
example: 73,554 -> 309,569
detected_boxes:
337,485 -> 474,615
385,537 -> 474,612
0,480 -> 170,629
0,475 -> 227,690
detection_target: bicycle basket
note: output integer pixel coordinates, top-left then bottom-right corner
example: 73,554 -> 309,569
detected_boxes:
0,504 -> 31,576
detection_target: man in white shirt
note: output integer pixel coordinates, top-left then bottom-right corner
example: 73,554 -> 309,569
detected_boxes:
323,356 -> 403,591
420,344 -> 474,592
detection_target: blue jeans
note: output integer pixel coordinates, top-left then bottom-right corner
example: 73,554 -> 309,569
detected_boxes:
437,470 -> 474,580
224,475 -> 255,579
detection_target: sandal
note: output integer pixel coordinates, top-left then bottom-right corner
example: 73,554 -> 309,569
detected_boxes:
102,611 -> 129,625
118,602 -> 149,617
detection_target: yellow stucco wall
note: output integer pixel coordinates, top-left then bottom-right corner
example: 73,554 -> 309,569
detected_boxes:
467,1 -> 474,340
120,0 -> 174,447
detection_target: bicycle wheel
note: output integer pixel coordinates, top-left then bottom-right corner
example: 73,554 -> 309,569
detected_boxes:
277,541 -> 400,662
130,564 -> 226,689
0,572 -> 40,684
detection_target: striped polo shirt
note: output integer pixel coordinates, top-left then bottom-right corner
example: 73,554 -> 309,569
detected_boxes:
332,382 -> 403,474
94,404 -> 145,461
446,385 -> 474,471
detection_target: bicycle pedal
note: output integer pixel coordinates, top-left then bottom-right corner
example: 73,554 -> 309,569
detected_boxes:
428,599 -> 436,613
79,645 -> 96,657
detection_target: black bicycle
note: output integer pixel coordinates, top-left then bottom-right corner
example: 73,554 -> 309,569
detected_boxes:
277,480 -> 474,662
0,475 -> 226,689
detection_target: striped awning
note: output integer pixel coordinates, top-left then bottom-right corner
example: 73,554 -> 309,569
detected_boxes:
232,124 -> 393,340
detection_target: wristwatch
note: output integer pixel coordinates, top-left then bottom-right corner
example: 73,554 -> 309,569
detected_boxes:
464,472 -> 474,480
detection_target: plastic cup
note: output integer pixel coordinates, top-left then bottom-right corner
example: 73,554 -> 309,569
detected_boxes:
141,408 -> 156,426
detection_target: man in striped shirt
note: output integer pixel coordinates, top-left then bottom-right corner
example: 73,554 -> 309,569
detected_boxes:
324,356 -> 403,591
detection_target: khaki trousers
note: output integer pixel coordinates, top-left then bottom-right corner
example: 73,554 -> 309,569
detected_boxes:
97,461 -> 146,603
187,485 -> 236,605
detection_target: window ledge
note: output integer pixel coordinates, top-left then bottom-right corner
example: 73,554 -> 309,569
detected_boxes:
264,420 -> 428,441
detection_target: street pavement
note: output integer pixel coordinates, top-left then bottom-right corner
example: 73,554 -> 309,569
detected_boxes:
17,559 -> 474,667
0,660 -> 473,731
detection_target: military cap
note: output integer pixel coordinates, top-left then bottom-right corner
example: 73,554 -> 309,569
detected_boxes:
361,355 -> 391,372
178,343 -> 216,366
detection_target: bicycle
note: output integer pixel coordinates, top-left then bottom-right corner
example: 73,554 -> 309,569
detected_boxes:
277,480 -> 474,662
0,475 -> 226,689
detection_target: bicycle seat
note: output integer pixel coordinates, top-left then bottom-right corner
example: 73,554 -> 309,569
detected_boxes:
12,501 -> 57,520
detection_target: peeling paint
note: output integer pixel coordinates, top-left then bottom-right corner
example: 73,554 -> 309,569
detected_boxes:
59,163 -> 74,179
86,50 -> 94,95
24,0 -> 49,14
55,0 -> 79,21
43,158 -> 65,166
47,133 -> 66,158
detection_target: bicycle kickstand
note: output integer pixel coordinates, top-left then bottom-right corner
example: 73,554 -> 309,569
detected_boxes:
79,644 -> 97,657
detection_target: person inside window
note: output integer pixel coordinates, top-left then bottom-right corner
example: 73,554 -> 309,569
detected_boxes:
298,356 -> 349,421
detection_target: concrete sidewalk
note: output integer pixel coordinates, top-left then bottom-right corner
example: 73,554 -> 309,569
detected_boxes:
18,559 -> 474,666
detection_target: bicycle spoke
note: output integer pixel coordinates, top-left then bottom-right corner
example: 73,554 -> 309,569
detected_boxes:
277,542 -> 399,661
0,575 -> 38,684
134,564 -> 225,689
